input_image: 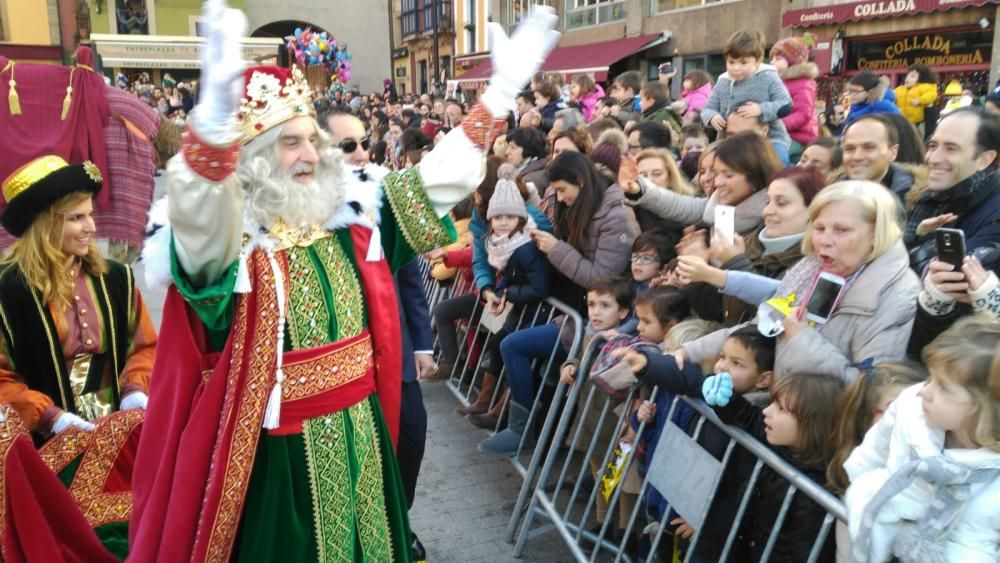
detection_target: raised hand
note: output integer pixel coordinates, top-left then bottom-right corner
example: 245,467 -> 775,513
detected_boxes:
192,0 -> 248,144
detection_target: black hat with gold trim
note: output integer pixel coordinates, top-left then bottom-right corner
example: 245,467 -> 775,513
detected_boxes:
1,156 -> 102,237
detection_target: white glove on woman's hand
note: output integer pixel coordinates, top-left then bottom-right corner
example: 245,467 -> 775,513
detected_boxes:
191,0 -> 248,145
120,392 -> 149,411
480,6 -> 560,117
52,412 -> 96,434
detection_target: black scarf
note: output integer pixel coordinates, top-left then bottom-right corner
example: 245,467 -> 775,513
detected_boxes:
905,170 -> 996,246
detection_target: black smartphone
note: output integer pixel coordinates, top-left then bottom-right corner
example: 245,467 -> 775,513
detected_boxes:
935,228 -> 967,271
658,62 -> 673,74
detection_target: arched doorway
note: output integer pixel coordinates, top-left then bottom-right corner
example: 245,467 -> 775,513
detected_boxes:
251,20 -> 332,67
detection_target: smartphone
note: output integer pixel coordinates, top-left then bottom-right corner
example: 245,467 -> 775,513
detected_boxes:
805,272 -> 846,325
658,62 -> 673,74
714,205 -> 736,246
935,228 -> 967,271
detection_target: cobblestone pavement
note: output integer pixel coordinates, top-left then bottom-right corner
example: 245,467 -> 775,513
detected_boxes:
410,381 -> 575,563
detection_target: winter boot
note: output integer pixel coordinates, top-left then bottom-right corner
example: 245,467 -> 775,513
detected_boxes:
467,388 -> 508,429
456,372 -> 495,415
478,402 -> 532,458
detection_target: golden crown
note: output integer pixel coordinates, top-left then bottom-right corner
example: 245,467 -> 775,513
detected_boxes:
237,66 -> 316,145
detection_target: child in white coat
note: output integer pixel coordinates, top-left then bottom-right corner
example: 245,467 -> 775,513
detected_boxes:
844,314 -> 1000,563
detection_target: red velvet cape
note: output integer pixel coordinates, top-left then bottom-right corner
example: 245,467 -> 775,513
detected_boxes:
129,226 -> 403,562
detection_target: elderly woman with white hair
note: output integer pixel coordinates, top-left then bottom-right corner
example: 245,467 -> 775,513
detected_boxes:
677,180 -> 920,383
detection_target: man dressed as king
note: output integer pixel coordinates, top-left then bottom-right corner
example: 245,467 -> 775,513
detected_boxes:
128,1 -> 559,561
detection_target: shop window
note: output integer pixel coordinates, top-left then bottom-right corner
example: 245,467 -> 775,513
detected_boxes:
510,0 -> 549,30
116,0 -> 149,35
564,0 -> 625,30
404,0 -> 453,37
652,0 -> 736,15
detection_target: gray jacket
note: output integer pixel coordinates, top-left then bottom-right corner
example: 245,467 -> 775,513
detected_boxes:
683,240 -> 920,383
701,63 -> 793,150
626,181 -> 767,235
547,184 -> 639,287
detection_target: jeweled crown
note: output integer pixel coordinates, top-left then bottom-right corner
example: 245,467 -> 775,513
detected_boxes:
238,65 -> 316,145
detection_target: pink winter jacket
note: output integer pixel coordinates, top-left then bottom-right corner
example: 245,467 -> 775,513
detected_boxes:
577,83 -> 606,122
781,62 -> 819,146
681,82 -> 713,119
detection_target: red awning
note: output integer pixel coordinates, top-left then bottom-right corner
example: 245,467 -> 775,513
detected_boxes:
783,0 -> 1000,28
453,33 -> 662,88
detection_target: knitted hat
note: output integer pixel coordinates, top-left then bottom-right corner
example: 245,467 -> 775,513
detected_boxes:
487,163 -> 528,220
590,141 -> 622,176
769,37 -> 809,67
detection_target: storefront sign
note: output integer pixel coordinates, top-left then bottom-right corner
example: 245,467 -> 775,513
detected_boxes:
783,0 -> 1000,28
392,47 -> 409,59
847,29 -> 991,70
89,34 -> 281,69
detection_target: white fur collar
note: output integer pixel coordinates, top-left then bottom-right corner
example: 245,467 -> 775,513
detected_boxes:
142,166 -> 387,289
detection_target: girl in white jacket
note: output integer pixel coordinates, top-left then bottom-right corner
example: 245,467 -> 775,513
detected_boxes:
844,314 -> 1000,563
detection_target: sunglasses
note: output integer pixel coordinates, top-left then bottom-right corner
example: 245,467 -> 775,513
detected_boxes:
339,136 -> 371,153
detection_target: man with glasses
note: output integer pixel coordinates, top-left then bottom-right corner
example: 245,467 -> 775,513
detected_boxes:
326,110 -> 371,166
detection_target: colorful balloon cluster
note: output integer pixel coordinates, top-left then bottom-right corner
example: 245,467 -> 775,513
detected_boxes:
285,27 -> 352,85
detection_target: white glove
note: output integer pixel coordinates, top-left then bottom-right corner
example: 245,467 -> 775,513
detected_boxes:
120,391 -> 149,411
191,0 -> 248,145
52,412 -> 96,434
480,7 -> 560,117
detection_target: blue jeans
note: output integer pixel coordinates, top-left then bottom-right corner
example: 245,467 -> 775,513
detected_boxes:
499,323 -> 563,406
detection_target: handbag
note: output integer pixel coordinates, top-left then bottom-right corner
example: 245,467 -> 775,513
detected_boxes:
589,360 -> 638,399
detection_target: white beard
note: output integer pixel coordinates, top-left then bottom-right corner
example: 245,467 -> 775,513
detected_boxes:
243,161 -> 346,230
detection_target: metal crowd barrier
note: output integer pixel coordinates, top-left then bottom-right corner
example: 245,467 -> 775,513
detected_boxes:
510,335 -> 848,563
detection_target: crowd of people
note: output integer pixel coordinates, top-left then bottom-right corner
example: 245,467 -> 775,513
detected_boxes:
391,29 -> 1000,563
115,71 -> 194,126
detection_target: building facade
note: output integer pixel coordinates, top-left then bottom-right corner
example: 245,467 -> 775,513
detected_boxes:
0,0 -> 63,63
780,0 -> 1000,105
391,0 -> 456,96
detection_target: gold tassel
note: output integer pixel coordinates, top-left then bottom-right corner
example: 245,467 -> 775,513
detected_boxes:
5,62 -> 20,116
60,85 -> 73,120
8,80 -> 20,116
60,67 -> 77,121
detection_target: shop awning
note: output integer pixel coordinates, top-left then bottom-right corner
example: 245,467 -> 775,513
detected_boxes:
783,0 -> 1000,28
87,34 -> 283,69
453,33 -> 662,89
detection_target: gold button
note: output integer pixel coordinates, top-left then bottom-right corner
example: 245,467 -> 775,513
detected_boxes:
73,295 -> 81,301
81,322 -> 89,329
80,308 -> 87,315
85,338 -> 93,346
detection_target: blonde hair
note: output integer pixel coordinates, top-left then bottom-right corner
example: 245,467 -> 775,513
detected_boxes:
802,180 -> 903,263
636,148 -> 697,196
827,362 -> 927,493
2,191 -> 106,309
922,314 -> 1000,452
664,319 -> 720,351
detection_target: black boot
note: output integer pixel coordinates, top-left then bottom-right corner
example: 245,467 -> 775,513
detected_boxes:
411,532 -> 427,562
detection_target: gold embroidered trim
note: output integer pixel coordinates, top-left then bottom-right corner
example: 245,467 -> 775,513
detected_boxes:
383,167 -> 452,254
317,236 -> 365,340
349,400 -> 394,562
281,333 -> 373,403
203,249 -> 286,562
287,246 -> 330,350
38,422 -> 88,473
30,288 -> 70,410
0,405 -> 30,562
58,409 -> 143,528
303,412 -> 353,562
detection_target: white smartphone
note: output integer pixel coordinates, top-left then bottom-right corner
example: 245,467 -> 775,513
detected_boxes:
805,272 -> 846,325
714,205 -> 736,246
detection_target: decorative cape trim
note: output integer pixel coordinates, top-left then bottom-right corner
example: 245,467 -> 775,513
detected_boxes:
382,166 -> 451,254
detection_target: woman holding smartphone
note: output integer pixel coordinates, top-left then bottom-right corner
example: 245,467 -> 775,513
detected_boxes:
675,180 -> 920,384
674,166 -> 827,326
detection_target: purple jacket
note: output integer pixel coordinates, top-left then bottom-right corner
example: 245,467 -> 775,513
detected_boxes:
781,62 -> 819,145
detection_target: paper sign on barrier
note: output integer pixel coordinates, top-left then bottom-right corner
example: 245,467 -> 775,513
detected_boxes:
646,420 -> 724,529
